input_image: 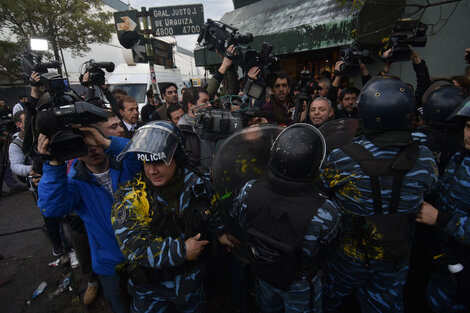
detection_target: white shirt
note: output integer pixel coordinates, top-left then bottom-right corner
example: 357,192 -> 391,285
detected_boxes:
122,120 -> 136,132
92,169 -> 113,196
12,103 -> 24,115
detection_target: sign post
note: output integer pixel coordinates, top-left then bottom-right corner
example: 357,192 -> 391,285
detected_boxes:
114,4 -> 204,105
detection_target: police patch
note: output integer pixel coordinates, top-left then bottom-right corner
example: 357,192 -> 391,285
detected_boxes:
136,152 -> 167,162
116,207 -> 127,224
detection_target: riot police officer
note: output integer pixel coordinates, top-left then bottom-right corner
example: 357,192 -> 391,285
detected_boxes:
416,97 -> 470,312
407,81 -> 466,312
321,76 -> 438,313
231,123 -> 340,313
416,81 -> 466,174
111,121 -> 232,313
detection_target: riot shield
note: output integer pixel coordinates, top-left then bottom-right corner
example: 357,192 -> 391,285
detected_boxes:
319,118 -> 359,153
211,124 -> 284,261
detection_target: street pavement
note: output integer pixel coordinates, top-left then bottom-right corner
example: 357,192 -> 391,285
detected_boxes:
0,189 -> 113,313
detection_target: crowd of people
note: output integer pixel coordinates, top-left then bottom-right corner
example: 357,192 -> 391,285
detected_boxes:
0,44 -> 470,313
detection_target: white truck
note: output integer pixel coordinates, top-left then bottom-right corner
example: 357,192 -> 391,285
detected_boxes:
107,63 -> 186,111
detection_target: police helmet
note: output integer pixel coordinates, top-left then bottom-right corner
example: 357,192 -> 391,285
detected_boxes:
117,121 -> 188,166
447,96 -> 470,123
422,81 -> 466,124
268,123 -> 326,182
358,76 -> 415,130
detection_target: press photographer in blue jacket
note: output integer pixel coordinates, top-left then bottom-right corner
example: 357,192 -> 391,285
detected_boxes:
37,126 -> 141,313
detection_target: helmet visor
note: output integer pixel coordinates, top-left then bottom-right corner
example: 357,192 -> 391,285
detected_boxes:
117,124 -> 180,165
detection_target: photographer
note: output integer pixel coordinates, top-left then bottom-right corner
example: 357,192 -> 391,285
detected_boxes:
141,88 -> 161,123
335,87 -> 360,119
0,99 -> 12,119
206,45 -> 240,100
177,87 -> 214,172
261,71 -> 295,125
81,71 -> 121,120
37,127 -> 141,313
12,95 -> 28,115
155,83 -> 179,122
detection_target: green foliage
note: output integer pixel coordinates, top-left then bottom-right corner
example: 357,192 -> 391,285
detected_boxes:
0,40 -> 25,84
0,0 -> 114,81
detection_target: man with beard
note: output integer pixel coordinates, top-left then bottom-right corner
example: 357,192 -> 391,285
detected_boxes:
262,72 -> 294,126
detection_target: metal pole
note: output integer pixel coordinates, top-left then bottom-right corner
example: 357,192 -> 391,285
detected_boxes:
141,7 -> 159,101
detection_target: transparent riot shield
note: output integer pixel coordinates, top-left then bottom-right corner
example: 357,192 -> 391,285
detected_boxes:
211,124 -> 284,261
318,118 -> 360,153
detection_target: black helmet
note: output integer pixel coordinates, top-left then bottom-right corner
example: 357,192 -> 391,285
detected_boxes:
358,76 -> 415,130
118,121 -> 188,166
268,123 -> 326,182
422,81 -> 466,124
447,96 -> 470,123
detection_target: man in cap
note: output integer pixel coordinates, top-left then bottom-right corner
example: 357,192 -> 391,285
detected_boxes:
111,120 -> 232,313
321,76 -> 438,313
231,123 -> 340,313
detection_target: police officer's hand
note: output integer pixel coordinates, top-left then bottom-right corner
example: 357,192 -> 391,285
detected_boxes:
185,233 -> 209,261
415,201 -> 438,225
77,126 -> 111,149
218,233 -> 235,248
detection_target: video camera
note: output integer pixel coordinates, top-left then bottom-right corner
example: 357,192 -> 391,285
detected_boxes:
21,51 -> 108,162
340,42 -> 372,76
241,42 -> 279,99
80,59 -> 115,87
292,70 -> 321,123
196,96 -> 272,140
0,117 -> 17,134
21,51 -> 68,93
197,19 -> 253,56
197,19 -> 278,100
381,18 -> 428,63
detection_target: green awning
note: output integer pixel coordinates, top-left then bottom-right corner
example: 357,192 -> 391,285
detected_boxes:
195,0 -> 405,66
195,0 -> 357,66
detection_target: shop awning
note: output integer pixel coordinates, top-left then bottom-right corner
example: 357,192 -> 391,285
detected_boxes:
194,0 -> 405,66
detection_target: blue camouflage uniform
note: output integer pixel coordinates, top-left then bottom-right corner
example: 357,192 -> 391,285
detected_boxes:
111,169 -> 224,313
320,135 -> 438,313
232,179 -> 341,313
425,151 -> 470,313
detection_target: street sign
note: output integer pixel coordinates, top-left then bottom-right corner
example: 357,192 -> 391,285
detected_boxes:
113,10 -> 140,34
149,4 -> 204,36
132,34 -> 148,63
152,39 -> 174,68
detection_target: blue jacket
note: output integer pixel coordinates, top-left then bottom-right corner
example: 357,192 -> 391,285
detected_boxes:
38,136 -> 141,276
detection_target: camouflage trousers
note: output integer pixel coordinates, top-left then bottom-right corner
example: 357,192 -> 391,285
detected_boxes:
426,269 -> 469,313
323,249 -> 409,313
256,273 -> 323,313
128,268 -> 205,313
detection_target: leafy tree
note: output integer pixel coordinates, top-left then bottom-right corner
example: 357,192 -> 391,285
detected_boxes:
0,40 -> 25,84
0,0 -> 114,79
